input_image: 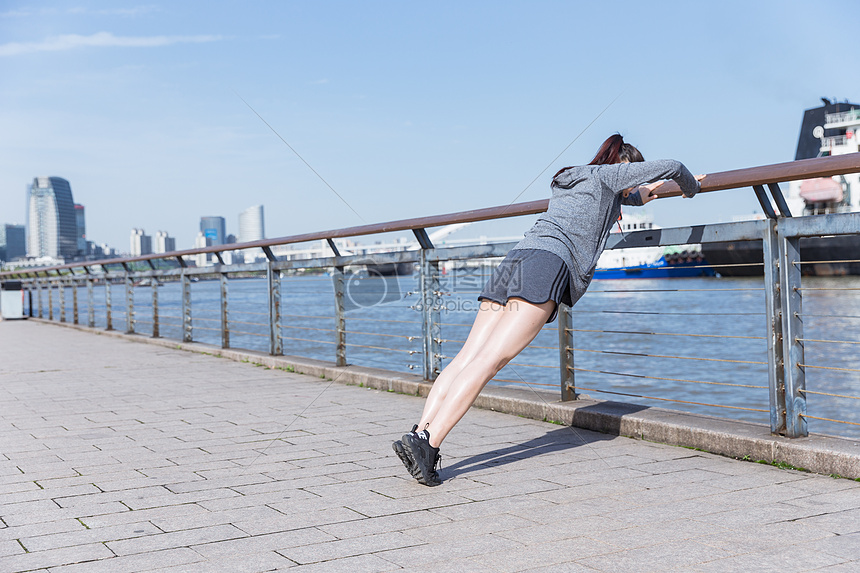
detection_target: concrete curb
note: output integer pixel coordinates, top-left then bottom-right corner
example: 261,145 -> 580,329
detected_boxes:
31,318 -> 860,480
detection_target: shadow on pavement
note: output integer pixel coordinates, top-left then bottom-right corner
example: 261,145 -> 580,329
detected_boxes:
443,402 -> 650,479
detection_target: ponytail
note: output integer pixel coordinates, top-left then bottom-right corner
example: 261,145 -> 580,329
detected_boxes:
552,134 -> 644,184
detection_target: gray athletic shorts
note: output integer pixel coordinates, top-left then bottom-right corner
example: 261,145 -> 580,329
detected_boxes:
478,249 -> 573,323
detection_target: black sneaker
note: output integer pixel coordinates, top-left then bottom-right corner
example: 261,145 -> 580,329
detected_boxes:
402,429 -> 442,486
392,425 -> 418,476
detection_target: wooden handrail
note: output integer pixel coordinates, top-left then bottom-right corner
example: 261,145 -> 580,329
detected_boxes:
3,152 -> 859,278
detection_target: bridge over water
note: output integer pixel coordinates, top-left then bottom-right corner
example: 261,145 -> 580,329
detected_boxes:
1,320 -> 859,572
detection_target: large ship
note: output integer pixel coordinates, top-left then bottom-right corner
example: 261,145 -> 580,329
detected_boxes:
702,99 -> 860,276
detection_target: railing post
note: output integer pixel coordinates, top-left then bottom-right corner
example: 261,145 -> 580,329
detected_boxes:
58,276 -> 65,322
37,279 -> 43,318
778,220 -> 807,438
47,279 -> 53,321
181,270 -> 192,342
151,278 -> 159,338
419,249 -> 442,381
105,278 -> 112,330
87,277 -> 95,328
558,302 -> 577,401
267,261 -> 282,355
125,272 -> 134,334
332,265 -> 346,366
220,272 -> 229,349
762,220 -> 786,434
71,278 -> 79,325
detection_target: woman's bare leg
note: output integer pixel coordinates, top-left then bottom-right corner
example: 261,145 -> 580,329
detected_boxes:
416,300 -> 505,430
424,298 -> 554,447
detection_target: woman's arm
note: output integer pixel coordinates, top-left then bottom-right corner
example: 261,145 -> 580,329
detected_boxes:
599,159 -> 700,198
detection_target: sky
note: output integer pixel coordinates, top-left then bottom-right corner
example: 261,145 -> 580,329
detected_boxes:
1,0 -> 859,253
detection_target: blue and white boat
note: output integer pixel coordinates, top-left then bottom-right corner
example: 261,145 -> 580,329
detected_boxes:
594,212 -> 715,279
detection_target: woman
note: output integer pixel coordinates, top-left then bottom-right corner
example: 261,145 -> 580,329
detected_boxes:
394,134 -> 703,486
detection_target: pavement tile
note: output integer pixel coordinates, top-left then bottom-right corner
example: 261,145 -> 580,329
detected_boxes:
21,520 -> 162,552
577,539 -> 732,572
693,544 -> 847,572
46,547 -> 206,573
285,553 -> 401,572
106,524 -> 247,556
190,527 -> 335,559
0,541 -> 114,572
277,531 -> 420,565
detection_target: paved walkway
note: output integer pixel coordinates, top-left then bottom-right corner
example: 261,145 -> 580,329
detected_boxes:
1,320 -> 859,573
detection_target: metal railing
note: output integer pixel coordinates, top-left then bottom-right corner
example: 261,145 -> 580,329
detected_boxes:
3,153 -> 860,439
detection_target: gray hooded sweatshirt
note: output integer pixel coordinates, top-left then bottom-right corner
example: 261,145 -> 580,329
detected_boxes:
513,159 -> 700,301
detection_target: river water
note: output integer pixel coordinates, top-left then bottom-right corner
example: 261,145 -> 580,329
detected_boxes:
47,272 -> 860,438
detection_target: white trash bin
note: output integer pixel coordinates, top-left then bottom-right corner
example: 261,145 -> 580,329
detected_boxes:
0,281 -> 25,320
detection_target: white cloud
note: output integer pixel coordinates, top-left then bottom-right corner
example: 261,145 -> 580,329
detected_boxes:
0,32 -> 222,57
1,5 -> 159,17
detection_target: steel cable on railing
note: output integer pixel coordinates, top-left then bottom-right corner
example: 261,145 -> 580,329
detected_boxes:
229,329 -> 269,338
567,328 -> 766,341
227,318 -> 268,327
282,336 -> 337,345
347,317 -> 421,325
799,389 -> 860,400
570,384 -> 769,413
507,361 -> 557,369
798,287 -> 860,291
592,261 -> 764,272
489,377 -> 557,388
569,347 -> 767,365
570,366 -> 767,389
803,313 -> 860,320
800,414 -> 860,427
795,258 -> 860,265
280,313 -> 336,320
571,309 -> 766,317
229,310 -> 271,317
343,343 -> 418,354
281,325 -> 337,333
587,287 -> 765,293
797,338 -> 860,345
346,330 -> 419,340
797,363 -> 860,373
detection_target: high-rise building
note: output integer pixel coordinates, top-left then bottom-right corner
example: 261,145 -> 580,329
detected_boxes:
199,216 -> 226,246
130,228 -> 152,256
194,231 -> 210,267
153,231 -> 176,254
74,204 -> 86,255
0,224 -> 26,261
26,177 -> 78,259
238,205 -> 265,243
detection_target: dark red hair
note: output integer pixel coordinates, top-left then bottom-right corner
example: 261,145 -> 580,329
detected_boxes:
553,134 -> 644,181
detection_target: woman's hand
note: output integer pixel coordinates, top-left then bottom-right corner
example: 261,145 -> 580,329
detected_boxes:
637,181 -> 663,204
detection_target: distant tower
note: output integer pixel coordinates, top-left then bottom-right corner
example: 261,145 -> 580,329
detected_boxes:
153,231 -> 176,254
130,228 -> 152,256
239,205 -> 265,243
74,204 -> 86,255
0,224 -> 26,261
194,231 -> 210,267
199,216 -> 226,246
26,177 -> 78,259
